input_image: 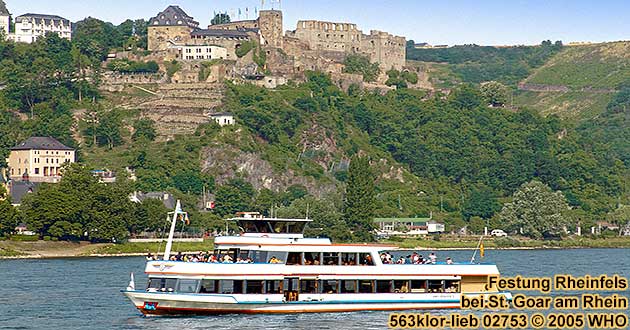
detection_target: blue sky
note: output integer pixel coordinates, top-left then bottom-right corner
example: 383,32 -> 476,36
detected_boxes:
5,0 -> 630,45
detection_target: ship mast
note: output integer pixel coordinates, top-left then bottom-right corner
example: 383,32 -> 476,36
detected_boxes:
164,200 -> 185,260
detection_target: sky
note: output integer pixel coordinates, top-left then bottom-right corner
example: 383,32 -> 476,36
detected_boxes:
4,0 -> 630,46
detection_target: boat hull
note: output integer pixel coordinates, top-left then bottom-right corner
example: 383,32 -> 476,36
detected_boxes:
123,291 -> 509,315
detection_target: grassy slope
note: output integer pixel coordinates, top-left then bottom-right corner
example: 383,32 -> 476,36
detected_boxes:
526,42 -> 630,89
516,42 -> 630,120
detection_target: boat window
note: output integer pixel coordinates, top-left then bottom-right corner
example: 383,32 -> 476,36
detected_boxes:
283,278 -> 299,292
300,280 -> 317,293
359,280 -> 374,293
359,253 -> 374,266
303,252 -> 320,265
221,280 -> 244,294
321,280 -> 338,294
376,280 -> 392,293
341,253 -> 357,265
410,280 -> 427,293
286,252 -> 302,265
445,280 -> 460,293
268,221 -> 286,233
176,279 -> 200,293
200,279 -> 219,293
238,220 -> 272,233
323,252 -> 340,265
239,250 -> 250,260
147,277 -> 178,292
340,280 -> 357,293
266,280 -> 282,294
246,280 -> 264,294
215,249 -> 239,262
249,250 -> 268,263
428,280 -> 445,293
394,280 -> 409,293
268,252 -> 287,264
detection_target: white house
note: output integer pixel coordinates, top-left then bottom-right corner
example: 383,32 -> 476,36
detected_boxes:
373,217 -> 444,236
175,44 -> 228,60
209,112 -> 235,126
11,13 -> 71,43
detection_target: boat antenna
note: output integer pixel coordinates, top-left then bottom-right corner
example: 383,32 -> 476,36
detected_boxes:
164,200 -> 183,260
305,203 -> 310,220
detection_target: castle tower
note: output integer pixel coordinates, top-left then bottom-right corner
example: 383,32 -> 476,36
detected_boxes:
0,0 -> 10,37
258,10 -> 283,48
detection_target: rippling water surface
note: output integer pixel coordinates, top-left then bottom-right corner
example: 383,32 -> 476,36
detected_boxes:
1,248 -> 629,329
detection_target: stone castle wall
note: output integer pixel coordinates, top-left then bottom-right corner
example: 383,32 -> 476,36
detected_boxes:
287,20 -> 363,53
208,19 -> 258,30
148,26 -> 193,51
361,30 -> 406,70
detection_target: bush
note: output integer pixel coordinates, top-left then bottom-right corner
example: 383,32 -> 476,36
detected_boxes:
10,235 -> 39,241
107,59 -> 159,73
236,41 -> 256,58
343,54 -> 380,82
494,237 -> 521,248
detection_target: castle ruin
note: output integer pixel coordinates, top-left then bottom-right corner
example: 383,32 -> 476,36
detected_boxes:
145,5 -> 406,82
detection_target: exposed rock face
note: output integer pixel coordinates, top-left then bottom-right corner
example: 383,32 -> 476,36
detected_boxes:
201,141 -> 338,197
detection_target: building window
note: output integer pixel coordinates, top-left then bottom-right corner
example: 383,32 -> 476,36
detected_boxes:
34,168 -> 39,174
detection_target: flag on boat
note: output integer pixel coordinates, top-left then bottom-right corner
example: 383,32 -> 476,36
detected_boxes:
480,241 -> 485,258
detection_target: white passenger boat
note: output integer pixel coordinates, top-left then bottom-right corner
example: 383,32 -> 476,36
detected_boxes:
122,201 -> 511,315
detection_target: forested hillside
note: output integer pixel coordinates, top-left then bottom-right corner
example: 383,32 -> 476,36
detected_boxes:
1,28 -> 630,243
406,40 -> 563,86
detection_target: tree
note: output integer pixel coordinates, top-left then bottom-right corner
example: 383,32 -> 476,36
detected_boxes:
343,155 -> 376,241
277,195 -> 351,242
211,13 -> 231,25
214,178 -> 255,217
19,163 -> 134,242
606,205 -> 630,234
498,180 -> 570,239
131,199 -> 169,234
343,54 -> 380,82
480,81 -> 510,107
132,118 -> 156,141
0,186 -> 17,236
96,110 -> 124,149
462,185 -> 502,220
449,85 -> 483,110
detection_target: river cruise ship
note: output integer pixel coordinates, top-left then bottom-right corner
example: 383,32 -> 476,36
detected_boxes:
122,202 -> 510,315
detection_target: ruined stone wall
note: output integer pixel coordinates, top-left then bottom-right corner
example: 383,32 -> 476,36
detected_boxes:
360,30 -> 406,70
288,20 -> 362,53
147,26 -> 193,51
258,10 -> 283,48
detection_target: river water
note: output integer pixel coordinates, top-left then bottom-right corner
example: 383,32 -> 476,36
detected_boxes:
1,248 -> 628,330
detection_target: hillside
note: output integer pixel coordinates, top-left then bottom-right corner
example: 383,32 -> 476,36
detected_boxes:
513,42 -> 630,119
525,41 -> 630,89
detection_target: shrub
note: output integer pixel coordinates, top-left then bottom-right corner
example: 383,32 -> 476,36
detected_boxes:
10,235 -> 39,241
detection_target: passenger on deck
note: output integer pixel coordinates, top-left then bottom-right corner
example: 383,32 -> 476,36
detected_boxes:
269,256 -> 281,263
146,253 -> 154,261
175,252 -> 183,261
222,254 -> 233,263
446,257 -> 453,264
429,252 -> 437,264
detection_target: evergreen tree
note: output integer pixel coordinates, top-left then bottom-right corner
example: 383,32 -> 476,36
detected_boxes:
343,155 -> 376,241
